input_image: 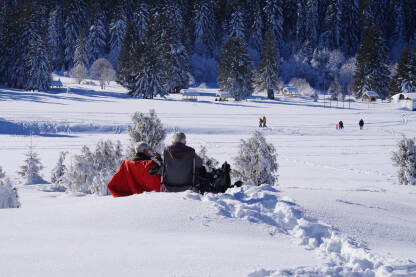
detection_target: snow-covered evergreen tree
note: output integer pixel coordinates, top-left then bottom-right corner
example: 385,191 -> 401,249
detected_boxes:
134,2 -> 150,40
73,31 -> 88,68
50,151 -> 68,192
18,145 -> 45,185
233,131 -> 278,186
48,7 -> 65,71
320,0 -> 342,50
117,21 -> 138,90
228,7 -> 245,40
296,0 -> 318,53
264,0 -> 283,58
108,4 -> 127,68
249,1 -> 263,59
254,29 -> 280,98
390,48 -> 416,96
193,0 -> 216,56
25,36 -> 51,91
392,136 -> 416,185
127,109 -> 166,158
0,166 -> 20,209
340,0 -> 360,56
218,37 -> 253,101
353,26 -> 390,99
87,10 -> 107,66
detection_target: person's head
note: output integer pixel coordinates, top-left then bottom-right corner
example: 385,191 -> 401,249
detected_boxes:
135,142 -> 151,156
172,132 -> 186,145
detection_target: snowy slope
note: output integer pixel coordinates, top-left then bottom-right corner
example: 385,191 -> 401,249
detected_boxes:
1,77 -> 416,276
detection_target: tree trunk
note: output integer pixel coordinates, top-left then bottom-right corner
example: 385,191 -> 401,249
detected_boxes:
267,89 -> 274,99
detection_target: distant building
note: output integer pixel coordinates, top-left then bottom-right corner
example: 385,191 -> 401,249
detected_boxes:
216,91 -> 231,101
281,86 -> 299,97
181,89 -> 199,101
362,91 -> 379,102
51,79 -> 63,88
392,92 -> 416,111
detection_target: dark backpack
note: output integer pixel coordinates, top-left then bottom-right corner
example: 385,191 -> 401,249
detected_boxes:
211,162 -> 231,193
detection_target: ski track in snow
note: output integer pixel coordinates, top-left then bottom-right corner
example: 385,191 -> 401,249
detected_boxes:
184,185 -> 416,276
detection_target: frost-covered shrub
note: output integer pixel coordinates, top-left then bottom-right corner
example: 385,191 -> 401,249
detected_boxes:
49,151 -> 68,192
17,147 -> 45,185
90,58 -> 115,89
392,136 -> 416,185
233,131 -> 278,186
127,109 -> 166,158
198,146 -> 219,172
289,78 -> 315,96
70,64 -> 88,84
0,166 -> 20,208
64,140 -> 123,195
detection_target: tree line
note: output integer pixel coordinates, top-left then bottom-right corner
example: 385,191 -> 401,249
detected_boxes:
0,0 -> 415,100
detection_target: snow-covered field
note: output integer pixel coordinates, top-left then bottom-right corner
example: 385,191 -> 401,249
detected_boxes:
1,77 -> 416,276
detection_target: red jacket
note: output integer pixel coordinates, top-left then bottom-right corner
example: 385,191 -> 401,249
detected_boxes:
107,160 -> 161,197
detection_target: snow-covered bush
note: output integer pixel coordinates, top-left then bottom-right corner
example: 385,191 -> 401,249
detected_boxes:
49,151 -> 68,192
0,167 -> 20,208
233,131 -> 278,186
289,78 -> 315,96
198,146 -> 219,172
127,109 -> 166,158
392,136 -> 416,185
90,58 -> 115,89
64,140 -> 123,195
70,64 -> 88,84
17,147 -> 45,185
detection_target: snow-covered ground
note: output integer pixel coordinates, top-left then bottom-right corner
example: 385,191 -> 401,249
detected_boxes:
1,77 -> 416,276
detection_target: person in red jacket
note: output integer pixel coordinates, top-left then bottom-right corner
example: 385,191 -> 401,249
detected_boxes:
107,142 -> 162,197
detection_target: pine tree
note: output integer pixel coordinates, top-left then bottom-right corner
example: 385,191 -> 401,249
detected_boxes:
248,1 -> 263,59
392,136 -> 416,185
18,145 -> 45,185
353,26 -> 390,99
390,48 -> 416,96
340,0 -> 360,56
254,30 -> 280,99
87,10 -> 107,66
218,37 -> 253,101
117,21 -> 138,90
50,151 -> 68,191
73,31 -> 88,68
233,131 -> 278,186
228,7 -> 245,40
0,166 -> 20,209
264,0 -> 283,58
193,0 -> 216,56
25,36 -> 51,91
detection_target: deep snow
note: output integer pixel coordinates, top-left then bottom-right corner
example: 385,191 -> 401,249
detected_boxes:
1,77 -> 416,276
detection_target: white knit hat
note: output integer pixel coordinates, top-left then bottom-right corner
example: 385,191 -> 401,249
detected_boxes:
135,142 -> 149,154
172,132 -> 186,144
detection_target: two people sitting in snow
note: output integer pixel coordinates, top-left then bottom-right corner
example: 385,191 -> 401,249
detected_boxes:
107,132 -> 240,197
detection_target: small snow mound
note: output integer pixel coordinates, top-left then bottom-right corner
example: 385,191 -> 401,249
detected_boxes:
188,185 -> 408,276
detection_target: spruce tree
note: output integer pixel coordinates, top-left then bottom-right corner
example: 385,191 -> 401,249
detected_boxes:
18,145 -> 45,185
48,7 -> 65,71
193,0 -> 216,56
117,21 -> 138,90
87,9 -> 107,66
218,37 -> 253,101
228,7 -> 245,40
264,0 -> 283,58
25,36 -> 51,91
249,1 -> 263,59
390,48 -> 416,96
254,30 -> 280,99
73,31 -> 88,68
353,26 -> 390,99
340,0 -> 360,56
108,3 -> 127,68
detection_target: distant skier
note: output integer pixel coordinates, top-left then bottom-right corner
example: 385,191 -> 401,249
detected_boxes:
259,117 -> 263,127
262,116 -> 267,127
339,121 -> 344,130
336,124 -> 339,130
359,119 -> 364,130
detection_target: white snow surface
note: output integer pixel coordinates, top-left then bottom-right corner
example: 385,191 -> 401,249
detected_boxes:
1,76 -> 416,276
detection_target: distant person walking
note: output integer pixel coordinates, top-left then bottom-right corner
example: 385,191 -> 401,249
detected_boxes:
262,116 -> 267,127
339,121 -> 344,130
259,117 -> 263,127
359,119 -> 364,130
